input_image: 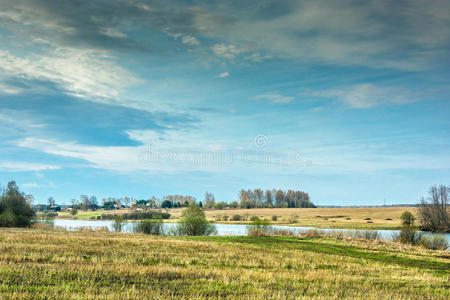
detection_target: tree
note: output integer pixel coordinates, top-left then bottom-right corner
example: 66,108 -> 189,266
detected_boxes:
264,190 -> 273,207
89,195 -> 98,210
418,185 -> 449,232
47,197 -> 56,207
161,200 -> 172,209
254,189 -> 264,208
175,204 -> 216,236
204,192 -> 215,209
80,195 -> 89,211
400,211 -> 416,227
0,181 -> 35,227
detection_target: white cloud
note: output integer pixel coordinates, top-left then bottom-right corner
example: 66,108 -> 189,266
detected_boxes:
0,161 -> 60,172
181,35 -> 200,46
254,93 -> 295,104
211,44 -> 243,59
0,48 -> 142,102
217,72 -> 230,78
306,84 -> 417,109
99,27 -> 127,39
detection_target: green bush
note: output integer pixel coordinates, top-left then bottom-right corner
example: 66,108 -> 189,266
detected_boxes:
250,216 -> 259,222
271,215 -> 278,221
0,181 -> 35,227
134,217 -> 164,235
247,219 -> 272,236
400,211 -> 416,227
231,214 -> 241,221
175,204 -> 216,236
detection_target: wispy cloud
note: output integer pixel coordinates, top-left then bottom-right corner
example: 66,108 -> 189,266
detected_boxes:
304,84 -> 420,109
254,93 -> 295,104
0,161 -> 60,172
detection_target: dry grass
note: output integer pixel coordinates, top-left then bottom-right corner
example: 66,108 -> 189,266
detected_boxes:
0,227 -> 448,299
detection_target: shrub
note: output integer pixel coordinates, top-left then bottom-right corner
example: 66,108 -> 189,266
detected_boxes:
354,230 -> 379,240
250,216 -> 259,222
392,227 -> 423,245
288,216 -> 299,224
213,202 -> 227,210
222,215 -> 229,221
231,214 -> 241,221
271,215 -> 278,221
134,217 -> 164,235
112,215 -> 123,232
175,204 -> 216,236
102,211 -> 170,220
400,211 -> 416,227
419,235 -> 449,250
247,219 -> 272,236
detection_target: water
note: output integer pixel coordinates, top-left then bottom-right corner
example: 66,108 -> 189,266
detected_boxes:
54,219 -> 450,243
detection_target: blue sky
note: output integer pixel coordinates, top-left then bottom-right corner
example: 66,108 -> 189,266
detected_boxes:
0,0 -> 449,205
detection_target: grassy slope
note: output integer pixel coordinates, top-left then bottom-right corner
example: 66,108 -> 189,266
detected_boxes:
0,228 -> 448,299
58,206 -> 418,230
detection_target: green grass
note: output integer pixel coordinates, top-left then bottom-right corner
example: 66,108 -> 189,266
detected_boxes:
0,228 -> 448,299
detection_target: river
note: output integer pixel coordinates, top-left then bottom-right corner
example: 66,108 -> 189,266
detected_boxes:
54,219 -> 450,244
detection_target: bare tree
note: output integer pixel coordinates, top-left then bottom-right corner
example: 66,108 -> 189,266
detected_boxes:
418,185 -> 449,232
204,192 -> 215,209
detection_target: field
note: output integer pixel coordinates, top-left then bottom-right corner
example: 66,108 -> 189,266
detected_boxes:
58,206 -> 418,230
0,228 -> 448,299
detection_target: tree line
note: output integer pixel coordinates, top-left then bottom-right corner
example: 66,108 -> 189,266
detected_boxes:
236,189 -> 315,209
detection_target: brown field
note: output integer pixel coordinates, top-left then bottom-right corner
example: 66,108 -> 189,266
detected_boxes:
0,228 -> 448,299
171,206 -> 418,230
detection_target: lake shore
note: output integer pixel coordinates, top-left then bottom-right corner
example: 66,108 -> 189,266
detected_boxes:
55,206 -> 418,231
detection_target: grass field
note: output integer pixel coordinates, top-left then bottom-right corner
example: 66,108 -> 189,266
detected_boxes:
0,228 -> 448,299
58,206 -> 418,230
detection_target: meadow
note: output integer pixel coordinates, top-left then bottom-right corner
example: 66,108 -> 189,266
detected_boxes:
58,206 -> 418,230
0,227 -> 448,299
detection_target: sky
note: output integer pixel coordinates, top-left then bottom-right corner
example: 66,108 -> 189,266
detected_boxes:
0,0 -> 449,206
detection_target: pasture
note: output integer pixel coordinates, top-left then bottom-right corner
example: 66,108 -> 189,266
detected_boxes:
0,227 -> 448,299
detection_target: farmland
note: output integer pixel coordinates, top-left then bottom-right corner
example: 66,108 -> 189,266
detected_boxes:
0,228 -> 448,299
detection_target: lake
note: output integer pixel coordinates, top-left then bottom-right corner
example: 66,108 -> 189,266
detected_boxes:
54,219 -> 450,244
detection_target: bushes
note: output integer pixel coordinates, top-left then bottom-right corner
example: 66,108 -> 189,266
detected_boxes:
419,235 -> 449,250
112,215 -> 123,232
134,217 -> 164,235
400,211 -> 415,227
392,227 -> 423,245
0,181 -> 35,227
247,219 -> 272,236
102,211 -> 170,220
271,215 -> 278,221
175,204 -> 216,236
231,214 -> 241,221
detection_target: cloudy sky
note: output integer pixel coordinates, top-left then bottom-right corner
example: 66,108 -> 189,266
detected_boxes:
0,0 -> 449,205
